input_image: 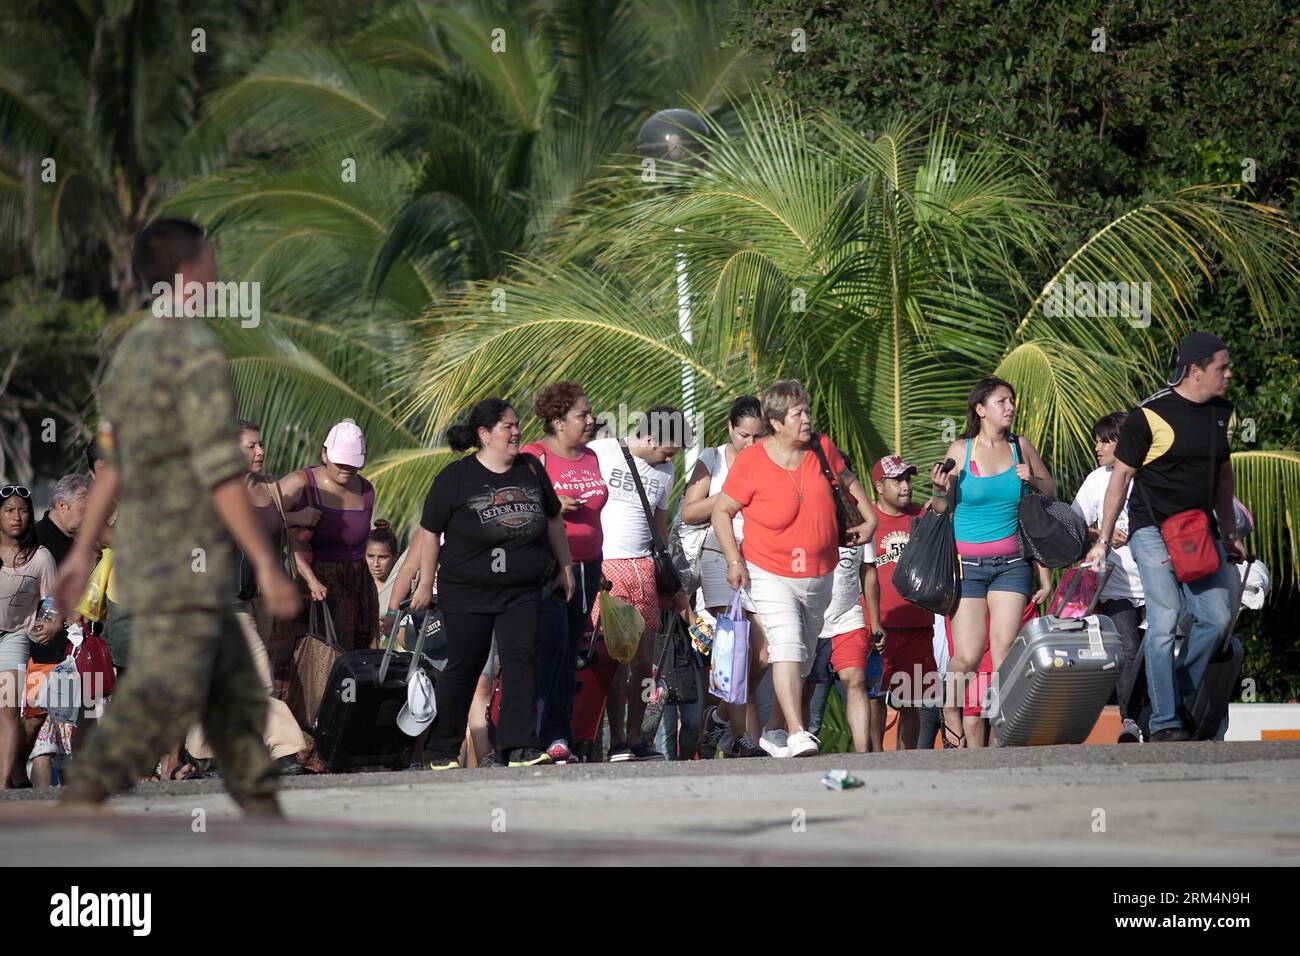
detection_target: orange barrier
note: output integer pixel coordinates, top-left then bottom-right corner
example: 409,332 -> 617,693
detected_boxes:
883,704 -> 1124,749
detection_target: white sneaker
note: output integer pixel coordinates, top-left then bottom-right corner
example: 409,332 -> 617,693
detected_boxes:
786,730 -> 820,758
759,729 -> 789,758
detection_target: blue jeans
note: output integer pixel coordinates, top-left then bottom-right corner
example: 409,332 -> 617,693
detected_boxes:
655,680 -> 703,759
805,638 -> 834,734
535,558 -> 603,746
1129,527 -> 1234,733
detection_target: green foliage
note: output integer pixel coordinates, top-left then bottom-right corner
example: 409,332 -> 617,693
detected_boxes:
0,279 -> 110,482
731,0 -> 1300,698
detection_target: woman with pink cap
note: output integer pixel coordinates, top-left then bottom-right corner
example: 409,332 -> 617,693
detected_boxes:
280,419 -> 378,651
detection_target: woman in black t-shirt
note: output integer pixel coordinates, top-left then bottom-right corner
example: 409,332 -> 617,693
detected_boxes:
412,399 -> 573,768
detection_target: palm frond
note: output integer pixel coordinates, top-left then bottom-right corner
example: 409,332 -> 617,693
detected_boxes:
1013,189 -> 1300,369
995,339 -> 1142,491
1231,450 -> 1300,592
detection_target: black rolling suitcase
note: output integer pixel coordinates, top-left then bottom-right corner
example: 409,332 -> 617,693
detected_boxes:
1131,558 -> 1249,741
313,600 -> 441,771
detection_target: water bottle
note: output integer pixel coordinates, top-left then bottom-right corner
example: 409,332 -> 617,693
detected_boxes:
866,648 -> 883,700
37,596 -> 58,625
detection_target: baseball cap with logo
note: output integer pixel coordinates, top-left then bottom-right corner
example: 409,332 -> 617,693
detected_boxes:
1167,331 -> 1228,386
397,668 -> 436,737
324,418 -> 366,468
871,454 -> 918,485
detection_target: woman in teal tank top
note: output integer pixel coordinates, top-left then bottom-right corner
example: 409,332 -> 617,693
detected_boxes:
926,377 -> 1057,747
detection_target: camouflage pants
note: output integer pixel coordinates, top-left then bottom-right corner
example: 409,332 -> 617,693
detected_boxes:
74,606 -> 277,802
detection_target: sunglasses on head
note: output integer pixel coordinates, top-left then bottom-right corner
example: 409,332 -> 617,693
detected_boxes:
0,485 -> 31,499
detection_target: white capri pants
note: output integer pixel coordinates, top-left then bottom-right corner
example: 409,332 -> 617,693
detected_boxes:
746,564 -> 834,678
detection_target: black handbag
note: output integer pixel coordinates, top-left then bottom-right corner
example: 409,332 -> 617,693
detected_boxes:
1012,436 -> 1088,569
653,614 -> 699,705
618,442 -> 683,597
893,506 -> 962,617
809,433 -> 864,546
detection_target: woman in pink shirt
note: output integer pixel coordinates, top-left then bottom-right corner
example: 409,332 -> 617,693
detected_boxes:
521,381 -> 608,764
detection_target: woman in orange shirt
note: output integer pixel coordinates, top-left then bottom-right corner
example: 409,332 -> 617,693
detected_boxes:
711,380 -> 876,758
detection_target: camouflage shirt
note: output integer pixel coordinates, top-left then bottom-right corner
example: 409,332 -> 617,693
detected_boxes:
97,314 -> 246,613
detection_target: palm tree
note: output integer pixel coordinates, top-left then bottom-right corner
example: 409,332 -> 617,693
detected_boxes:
164,0 -> 762,527
392,96 -> 1300,585
0,0 -> 317,308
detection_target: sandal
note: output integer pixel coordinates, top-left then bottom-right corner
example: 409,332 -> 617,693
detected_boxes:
940,721 -> 965,750
167,763 -> 204,781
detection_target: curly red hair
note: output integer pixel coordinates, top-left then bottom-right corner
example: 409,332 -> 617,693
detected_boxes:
534,381 -> 587,434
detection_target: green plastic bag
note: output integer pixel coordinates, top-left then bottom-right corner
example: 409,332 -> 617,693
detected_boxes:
598,590 -> 642,664
817,684 -> 854,754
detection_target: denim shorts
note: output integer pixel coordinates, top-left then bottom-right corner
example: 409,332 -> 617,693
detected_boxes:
958,554 -> 1032,600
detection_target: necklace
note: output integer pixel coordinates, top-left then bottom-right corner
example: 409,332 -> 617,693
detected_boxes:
784,453 -> 806,502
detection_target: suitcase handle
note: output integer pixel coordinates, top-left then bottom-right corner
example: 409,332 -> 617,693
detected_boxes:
377,598 -> 432,686
1055,560 -> 1116,616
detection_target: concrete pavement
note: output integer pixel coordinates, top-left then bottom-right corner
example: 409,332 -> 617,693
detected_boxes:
4,741 -> 1298,865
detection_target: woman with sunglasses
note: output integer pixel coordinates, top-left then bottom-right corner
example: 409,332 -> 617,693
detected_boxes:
0,486 -> 60,787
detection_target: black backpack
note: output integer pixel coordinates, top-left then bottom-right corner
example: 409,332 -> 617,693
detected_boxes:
1012,436 -> 1089,569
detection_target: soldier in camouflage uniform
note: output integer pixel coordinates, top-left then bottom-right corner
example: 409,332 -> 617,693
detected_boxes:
54,219 -> 299,815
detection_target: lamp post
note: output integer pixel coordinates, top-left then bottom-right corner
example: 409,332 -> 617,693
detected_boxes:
637,109 -> 709,472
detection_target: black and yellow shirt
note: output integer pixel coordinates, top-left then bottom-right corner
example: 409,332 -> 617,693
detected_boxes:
1114,388 -> 1231,534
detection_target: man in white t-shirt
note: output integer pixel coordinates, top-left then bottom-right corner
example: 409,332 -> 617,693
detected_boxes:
1070,411 -> 1147,743
588,406 -> 688,762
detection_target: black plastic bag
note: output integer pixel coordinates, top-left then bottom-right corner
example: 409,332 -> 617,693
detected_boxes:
893,507 -> 962,618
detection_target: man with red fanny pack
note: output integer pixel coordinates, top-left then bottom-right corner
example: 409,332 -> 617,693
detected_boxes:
1084,332 -> 1244,742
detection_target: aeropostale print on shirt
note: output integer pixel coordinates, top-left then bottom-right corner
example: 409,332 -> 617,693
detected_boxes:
519,442 -> 608,563
421,453 -> 561,613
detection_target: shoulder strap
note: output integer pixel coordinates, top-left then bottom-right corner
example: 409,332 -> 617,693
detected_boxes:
963,438 -> 973,473
520,441 -> 547,467
516,451 -> 548,486
266,475 -> 287,523
1011,435 -> 1029,498
302,467 -> 321,509
618,441 -> 667,551
808,433 -> 839,489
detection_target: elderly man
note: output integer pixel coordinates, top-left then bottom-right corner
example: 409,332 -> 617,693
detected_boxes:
35,474 -> 89,566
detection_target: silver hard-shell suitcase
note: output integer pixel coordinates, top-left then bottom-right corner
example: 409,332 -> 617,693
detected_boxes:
989,564 -> 1121,746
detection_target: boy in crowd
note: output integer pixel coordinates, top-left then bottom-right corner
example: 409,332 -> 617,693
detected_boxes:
1071,412 -> 1147,743
862,455 -> 936,750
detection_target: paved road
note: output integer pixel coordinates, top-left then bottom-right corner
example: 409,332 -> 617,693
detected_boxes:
4,742 -> 1298,865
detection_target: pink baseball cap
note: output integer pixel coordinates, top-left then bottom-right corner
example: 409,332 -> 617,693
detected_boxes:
324,419 -> 366,468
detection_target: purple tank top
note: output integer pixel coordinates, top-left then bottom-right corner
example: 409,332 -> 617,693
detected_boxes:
305,467 -> 374,563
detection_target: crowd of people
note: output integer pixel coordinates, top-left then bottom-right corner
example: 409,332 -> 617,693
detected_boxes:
0,219 -> 1268,812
